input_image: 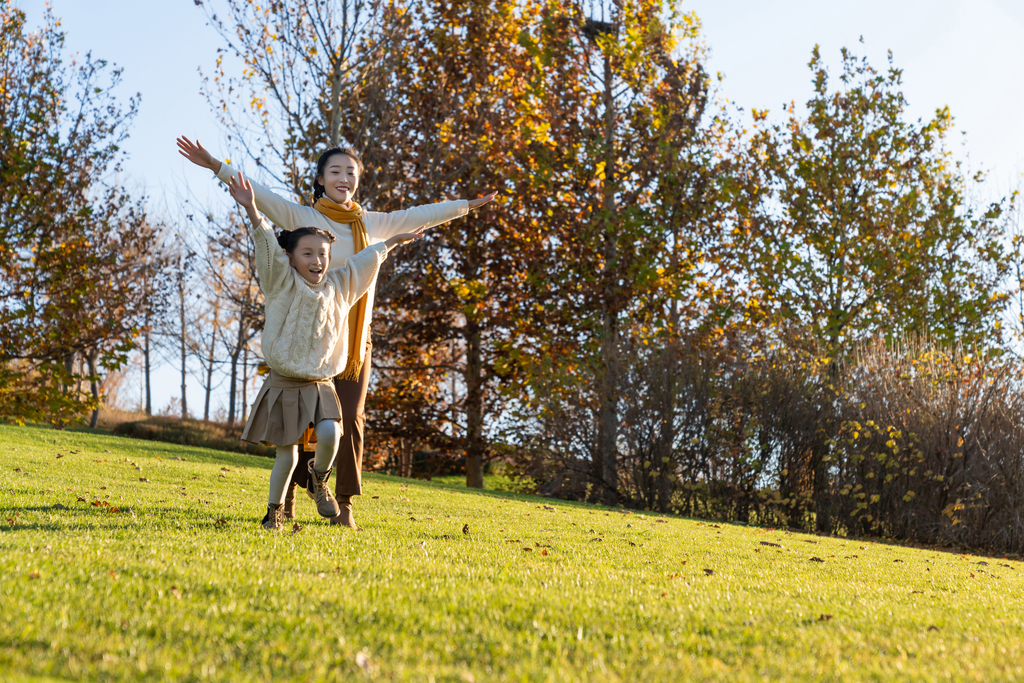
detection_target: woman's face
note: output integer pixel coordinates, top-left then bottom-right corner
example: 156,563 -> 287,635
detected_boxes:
317,153 -> 360,206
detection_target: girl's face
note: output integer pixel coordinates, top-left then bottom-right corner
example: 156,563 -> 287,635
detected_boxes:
288,234 -> 331,285
317,153 -> 360,206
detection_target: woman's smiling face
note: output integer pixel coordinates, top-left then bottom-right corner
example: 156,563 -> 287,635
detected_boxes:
317,153 -> 360,206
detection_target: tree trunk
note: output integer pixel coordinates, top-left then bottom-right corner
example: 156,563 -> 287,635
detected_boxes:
597,47 -> 619,504
227,348 -> 239,427
329,63 -> 343,146
227,310 -> 246,426
143,331 -> 152,416
241,345 -> 249,424
464,319 -> 484,489
203,304 -> 220,421
203,349 -> 214,422
179,267 -> 188,421
86,348 -> 100,429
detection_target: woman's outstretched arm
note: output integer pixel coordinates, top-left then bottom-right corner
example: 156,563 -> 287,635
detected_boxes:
177,135 -> 323,231
365,192 -> 498,241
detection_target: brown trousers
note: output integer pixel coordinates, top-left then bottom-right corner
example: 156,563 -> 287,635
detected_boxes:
289,344 -> 371,498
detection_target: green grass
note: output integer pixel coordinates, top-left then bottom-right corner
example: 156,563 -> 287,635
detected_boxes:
1,425 -> 1023,682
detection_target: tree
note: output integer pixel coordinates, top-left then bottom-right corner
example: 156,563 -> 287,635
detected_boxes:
506,0 -> 734,502
197,0 -> 411,203
738,44 -> 1011,358
369,0 -> 539,487
0,3 -> 174,424
735,44 -> 1013,531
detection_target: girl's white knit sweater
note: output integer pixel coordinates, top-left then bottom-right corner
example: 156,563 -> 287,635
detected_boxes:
215,162 -> 469,357
251,215 -> 388,380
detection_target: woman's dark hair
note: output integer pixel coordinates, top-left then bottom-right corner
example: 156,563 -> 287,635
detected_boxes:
312,146 -> 364,202
277,227 -> 336,253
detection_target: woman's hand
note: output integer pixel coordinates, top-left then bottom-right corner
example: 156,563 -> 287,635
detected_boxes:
467,191 -> 498,209
176,136 -> 221,173
228,173 -> 261,225
385,228 -> 425,252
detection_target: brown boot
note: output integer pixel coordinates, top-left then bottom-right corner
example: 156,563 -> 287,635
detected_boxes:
282,482 -> 297,520
306,460 -> 341,518
260,503 -> 284,531
330,495 -> 356,528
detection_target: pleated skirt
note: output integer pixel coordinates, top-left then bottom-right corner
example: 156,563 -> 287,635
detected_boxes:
240,369 -> 342,446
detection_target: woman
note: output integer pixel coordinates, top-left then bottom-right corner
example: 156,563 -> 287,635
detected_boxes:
177,136 -> 495,527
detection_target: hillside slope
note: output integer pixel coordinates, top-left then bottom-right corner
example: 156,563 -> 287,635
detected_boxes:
1,424 -> 1022,682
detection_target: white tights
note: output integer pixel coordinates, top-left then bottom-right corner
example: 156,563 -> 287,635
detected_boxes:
266,419 -> 341,505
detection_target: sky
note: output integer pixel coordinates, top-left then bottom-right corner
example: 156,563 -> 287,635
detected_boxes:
16,0 -> 1024,415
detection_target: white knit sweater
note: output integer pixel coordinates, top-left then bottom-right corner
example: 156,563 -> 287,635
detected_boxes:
251,216 -> 388,380
216,162 -> 469,359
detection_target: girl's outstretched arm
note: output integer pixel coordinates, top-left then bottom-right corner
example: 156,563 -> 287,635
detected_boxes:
227,172 -> 292,295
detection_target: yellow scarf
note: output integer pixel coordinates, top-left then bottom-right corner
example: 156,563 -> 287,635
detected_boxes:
314,196 -> 370,382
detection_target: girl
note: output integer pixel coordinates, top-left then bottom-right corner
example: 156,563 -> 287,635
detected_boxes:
226,170 -> 422,530
177,136 -> 495,528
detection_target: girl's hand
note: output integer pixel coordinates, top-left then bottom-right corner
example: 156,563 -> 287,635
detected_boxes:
176,136 -> 221,173
228,173 -> 260,224
467,191 -> 498,209
385,229 -> 425,252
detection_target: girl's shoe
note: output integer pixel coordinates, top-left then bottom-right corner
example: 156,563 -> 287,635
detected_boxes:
330,496 -> 356,528
283,483 -> 297,519
306,460 -> 341,518
261,503 -> 284,531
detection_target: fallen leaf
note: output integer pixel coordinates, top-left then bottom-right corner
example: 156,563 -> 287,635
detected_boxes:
52,503 -> 67,510
541,549 -> 548,556
810,557 -> 825,563
703,568 -> 714,576
170,586 -> 182,600
372,495 -> 379,499
760,541 -> 782,548
13,468 -> 22,473
291,523 -> 303,533
462,524 -> 469,535
29,572 -> 40,579
55,454 -> 64,459
893,559 -> 904,563
523,547 -> 533,552
109,570 -> 119,580
818,614 -> 832,622
139,478 -> 149,482
214,518 -> 228,527
928,625 -> 940,632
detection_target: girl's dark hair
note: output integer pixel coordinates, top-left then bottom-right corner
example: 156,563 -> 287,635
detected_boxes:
276,227 -> 336,253
312,146 -> 364,202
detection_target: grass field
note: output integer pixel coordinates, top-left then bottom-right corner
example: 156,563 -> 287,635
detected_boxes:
1,424 -> 1022,682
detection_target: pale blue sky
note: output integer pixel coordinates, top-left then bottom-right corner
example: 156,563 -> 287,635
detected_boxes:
17,0 -> 1024,414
